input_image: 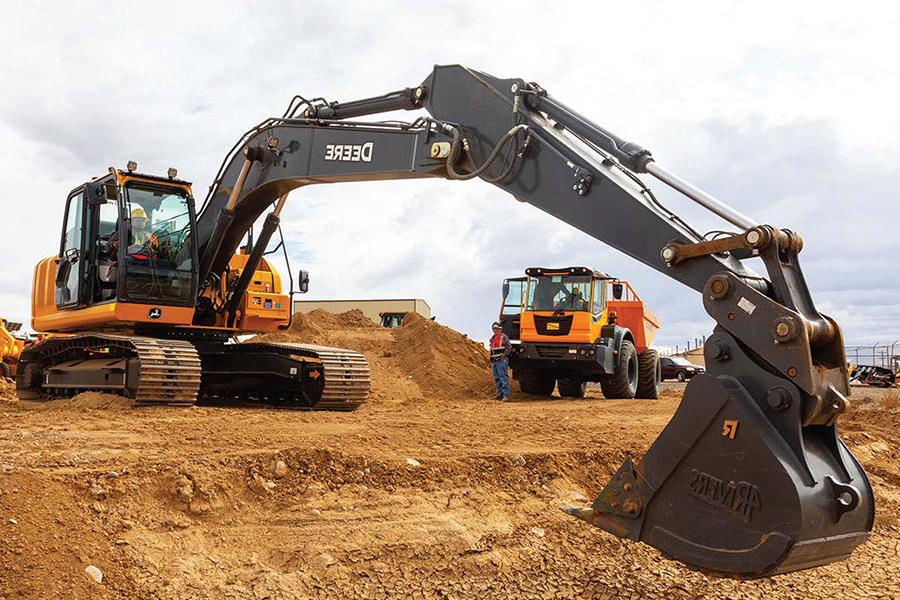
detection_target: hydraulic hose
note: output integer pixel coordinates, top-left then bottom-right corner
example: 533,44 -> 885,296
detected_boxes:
442,124 -> 529,182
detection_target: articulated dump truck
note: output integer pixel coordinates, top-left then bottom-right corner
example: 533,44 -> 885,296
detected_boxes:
499,267 -> 660,398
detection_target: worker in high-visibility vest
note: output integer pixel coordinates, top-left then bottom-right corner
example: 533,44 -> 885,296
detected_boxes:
489,321 -> 512,401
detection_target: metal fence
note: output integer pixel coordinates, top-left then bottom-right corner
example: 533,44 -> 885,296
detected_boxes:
660,336 -> 707,357
846,342 -> 900,371
660,339 -> 899,372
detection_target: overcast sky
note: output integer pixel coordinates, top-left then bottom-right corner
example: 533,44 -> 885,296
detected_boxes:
1,1 -> 897,349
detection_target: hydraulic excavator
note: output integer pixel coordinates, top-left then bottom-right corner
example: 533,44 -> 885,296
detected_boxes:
18,65 -> 872,577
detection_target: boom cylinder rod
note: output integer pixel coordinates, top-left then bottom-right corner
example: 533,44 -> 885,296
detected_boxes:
305,87 -> 424,120
525,92 -> 653,173
644,162 -> 756,230
197,156 -> 255,286
224,193 -> 290,327
526,91 -> 758,230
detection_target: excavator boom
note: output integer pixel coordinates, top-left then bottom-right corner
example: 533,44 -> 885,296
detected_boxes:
191,65 -> 872,577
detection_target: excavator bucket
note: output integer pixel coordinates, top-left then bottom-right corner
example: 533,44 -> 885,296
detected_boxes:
567,331 -> 874,578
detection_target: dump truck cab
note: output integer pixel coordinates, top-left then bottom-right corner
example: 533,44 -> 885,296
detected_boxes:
499,267 -> 660,399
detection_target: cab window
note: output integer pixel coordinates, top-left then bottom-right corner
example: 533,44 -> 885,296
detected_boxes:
56,191 -> 84,306
592,280 -> 605,317
121,185 -> 195,304
502,278 -> 526,315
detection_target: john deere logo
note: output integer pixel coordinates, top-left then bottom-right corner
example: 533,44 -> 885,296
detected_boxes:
148,308 -> 162,320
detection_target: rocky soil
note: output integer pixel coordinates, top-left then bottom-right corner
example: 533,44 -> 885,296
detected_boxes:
0,311 -> 898,599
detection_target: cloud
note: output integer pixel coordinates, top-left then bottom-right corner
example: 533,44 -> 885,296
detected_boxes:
0,1 -> 896,350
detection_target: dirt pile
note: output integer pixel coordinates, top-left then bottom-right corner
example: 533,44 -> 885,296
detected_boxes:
394,313 -> 494,398
27,392 -> 133,411
258,309 -> 380,347
256,310 -> 494,403
0,379 -> 15,402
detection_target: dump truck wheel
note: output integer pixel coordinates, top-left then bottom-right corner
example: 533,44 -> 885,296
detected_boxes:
519,370 -> 556,396
600,340 -> 638,399
558,377 -> 587,398
636,349 -> 660,399
0,362 -> 10,381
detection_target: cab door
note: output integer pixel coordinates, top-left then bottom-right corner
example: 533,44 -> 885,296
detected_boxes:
589,278 -> 608,341
55,189 -> 86,308
500,277 -> 527,340
55,180 -> 118,309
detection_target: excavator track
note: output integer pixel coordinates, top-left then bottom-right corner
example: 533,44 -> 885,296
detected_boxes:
129,338 -> 202,406
197,342 -> 370,410
17,334 -> 202,406
275,343 -> 371,410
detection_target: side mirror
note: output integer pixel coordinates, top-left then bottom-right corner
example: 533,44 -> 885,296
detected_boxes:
85,181 -> 115,206
612,283 -> 624,300
298,270 -> 309,294
502,280 -> 510,299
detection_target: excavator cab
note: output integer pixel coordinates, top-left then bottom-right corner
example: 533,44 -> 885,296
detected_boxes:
35,166 -> 200,332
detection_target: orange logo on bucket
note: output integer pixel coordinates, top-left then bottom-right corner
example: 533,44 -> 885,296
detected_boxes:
722,420 -> 739,439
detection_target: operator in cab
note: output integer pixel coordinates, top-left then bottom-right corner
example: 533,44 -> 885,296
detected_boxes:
108,206 -> 159,262
489,321 -> 512,401
125,206 -> 159,261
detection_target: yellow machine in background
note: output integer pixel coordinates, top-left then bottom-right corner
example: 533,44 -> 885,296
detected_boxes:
0,318 -> 26,379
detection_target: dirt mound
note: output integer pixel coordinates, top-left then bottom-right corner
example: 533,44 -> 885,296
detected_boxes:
395,313 -> 494,398
255,310 -> 494,404
13,392 -> 133,411
0,379 -> 16,402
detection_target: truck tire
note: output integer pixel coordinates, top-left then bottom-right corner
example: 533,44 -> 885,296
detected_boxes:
518,370 -> 556,396
600,339 -> 638,399
636,349 -> 661,399
558,377 -> 586,398
0,362 -> 9,381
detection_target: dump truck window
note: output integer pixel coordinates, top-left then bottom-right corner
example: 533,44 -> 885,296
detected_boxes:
527,275 -> 591,311
592,280 -> 605,316
502,279 -> 525,315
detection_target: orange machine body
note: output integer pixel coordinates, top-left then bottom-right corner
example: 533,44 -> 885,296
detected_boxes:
31,171 -> 290,335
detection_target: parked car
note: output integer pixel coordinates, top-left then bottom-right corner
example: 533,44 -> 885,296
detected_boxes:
660,356 -> 705,382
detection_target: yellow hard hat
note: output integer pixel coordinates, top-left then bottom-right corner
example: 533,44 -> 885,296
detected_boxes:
131,207 -> 148,220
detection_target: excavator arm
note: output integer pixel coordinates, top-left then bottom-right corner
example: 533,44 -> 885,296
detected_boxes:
196,65 -> 873,577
